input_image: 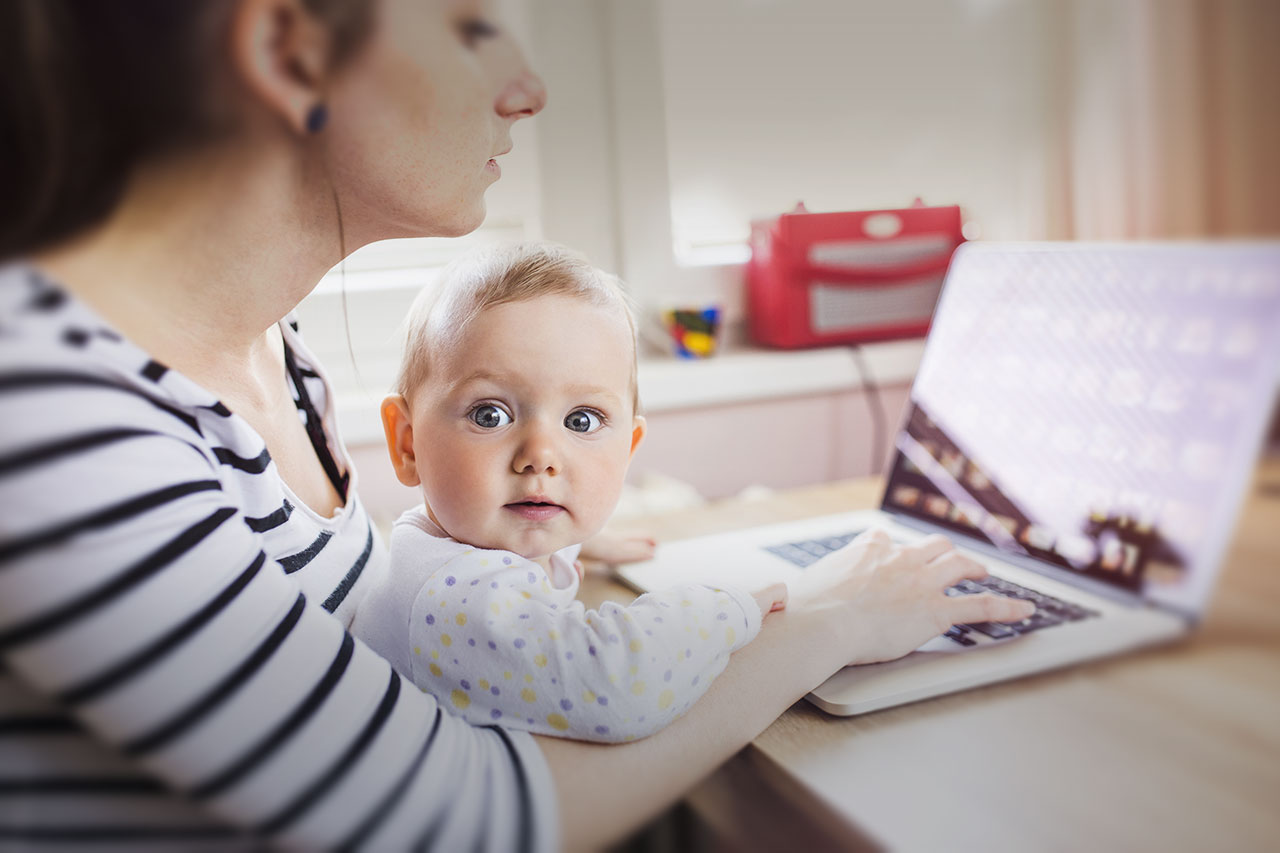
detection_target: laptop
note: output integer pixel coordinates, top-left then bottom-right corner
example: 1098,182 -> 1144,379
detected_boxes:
619,241 -> 1280,715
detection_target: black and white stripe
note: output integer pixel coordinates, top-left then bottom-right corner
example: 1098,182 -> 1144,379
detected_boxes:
0,264 -> 557,851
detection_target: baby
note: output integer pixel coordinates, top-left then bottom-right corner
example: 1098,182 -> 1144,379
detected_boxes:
352,243 -> 784,742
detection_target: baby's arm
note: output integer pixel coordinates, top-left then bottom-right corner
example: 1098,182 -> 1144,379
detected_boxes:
406,554 -> 762,742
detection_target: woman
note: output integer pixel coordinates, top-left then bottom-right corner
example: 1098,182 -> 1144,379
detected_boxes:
0,0 -> 1031,849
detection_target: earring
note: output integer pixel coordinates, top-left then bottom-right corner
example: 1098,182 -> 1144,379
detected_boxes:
305,103 -> 328,134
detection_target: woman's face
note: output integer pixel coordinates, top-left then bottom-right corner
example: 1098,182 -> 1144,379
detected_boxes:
326,0 -> 545,245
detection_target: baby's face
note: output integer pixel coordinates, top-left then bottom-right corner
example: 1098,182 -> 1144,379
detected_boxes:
408,294 -> 643,566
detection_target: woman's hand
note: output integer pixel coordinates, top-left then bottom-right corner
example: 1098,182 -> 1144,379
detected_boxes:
790,528 -> 1035,667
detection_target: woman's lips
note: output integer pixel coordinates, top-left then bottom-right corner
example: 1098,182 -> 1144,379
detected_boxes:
504,501 -> 563,522
485,158 -> 501,176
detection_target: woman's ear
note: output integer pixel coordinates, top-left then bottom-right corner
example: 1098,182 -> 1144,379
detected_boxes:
227,0 -> 333,136
629,415 -> 647,459
381,394 -> 421,487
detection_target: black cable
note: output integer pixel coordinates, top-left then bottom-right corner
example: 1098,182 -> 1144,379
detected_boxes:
848,344 -> 887,476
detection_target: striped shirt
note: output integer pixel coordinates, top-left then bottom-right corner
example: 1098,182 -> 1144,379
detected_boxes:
0,264 -> 557,850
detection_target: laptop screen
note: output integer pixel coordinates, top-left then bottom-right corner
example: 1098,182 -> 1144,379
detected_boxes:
880,243 -> 1280,615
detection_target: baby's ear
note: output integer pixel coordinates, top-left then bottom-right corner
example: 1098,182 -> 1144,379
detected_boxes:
381,394 -> 421,487
629,415 -> 647,458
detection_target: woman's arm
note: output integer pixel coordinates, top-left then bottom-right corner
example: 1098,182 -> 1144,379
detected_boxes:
537,531 -> 1036,852
0,372 -> 555,850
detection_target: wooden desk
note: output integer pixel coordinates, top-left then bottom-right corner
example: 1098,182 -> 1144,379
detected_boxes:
586,459 -> 1280,851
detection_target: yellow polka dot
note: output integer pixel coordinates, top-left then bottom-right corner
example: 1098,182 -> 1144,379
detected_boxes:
480,558 -> 489,566
524,673 -> 534,684
546,713 -> 570,731
629,664 -> 638,676
503,671 -> 513,680
428,588 -> 435,596
451,689 -> 470,709
490,603 -> 501,615
548,629 -> 559,640
429,663 -> 442,677
455,613 -> 467,626
534,654 -> 547,668
431,649 -> 439,660
582,689 -> 596,703
629,639 -> 643,652
658,689 -> 674,710
479,679 -> 490,690
520,590 -> 532,599
631,681 -> 646,696
698,628 -> 710,640
725,627 -> 736,646
681,599 -> 692,607
608,674 -> 618,685
521,687 -> 537,703
413,646 -> 421,656
441,634 -> 452,646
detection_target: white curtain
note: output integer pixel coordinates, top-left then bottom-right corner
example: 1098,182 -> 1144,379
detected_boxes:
1053,0 -> 1280,239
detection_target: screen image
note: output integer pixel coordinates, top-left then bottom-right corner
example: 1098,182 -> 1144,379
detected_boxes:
881,243 -> 1280,613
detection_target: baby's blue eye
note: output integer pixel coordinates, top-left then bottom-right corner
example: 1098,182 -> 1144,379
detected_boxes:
470,405 -> 511,429
565,409 -> 603,434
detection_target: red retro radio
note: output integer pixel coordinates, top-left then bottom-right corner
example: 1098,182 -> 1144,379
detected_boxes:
746,202 -> 965,348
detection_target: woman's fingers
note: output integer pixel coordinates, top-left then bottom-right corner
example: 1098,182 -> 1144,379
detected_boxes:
945,592 -> 1035,626
901,533 -> 954,564
928,549 -> 989,588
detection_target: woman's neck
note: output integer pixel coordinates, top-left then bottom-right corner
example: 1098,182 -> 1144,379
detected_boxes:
32,139 -> 345,391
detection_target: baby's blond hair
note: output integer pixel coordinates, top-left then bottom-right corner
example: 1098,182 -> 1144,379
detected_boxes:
396,242 -> 639,409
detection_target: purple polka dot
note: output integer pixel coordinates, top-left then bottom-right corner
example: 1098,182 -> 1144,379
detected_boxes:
550,604 -> 558,610
491,709 -> 503,719
597,695 -> 608,706
491,582 -> 499,589
595,725 -> 609,735
645,630 -> 653,636
460,679 -> 471,690
468,638 -> 476,647
514,638 -> 525,649
685,649 -> 692,658
654,616 -> 664,623
488,641 -> 497,650
424,614 -> 435,625
491,686 -> 500,695
717,612 -> 728,621
639,716 -> 645,722
692,676 -> 700,686
527,718 -> 534,724
471,579 -> 479,586
503,556 -> 513,565
453,659 -> 459,665
462,598 -> 467,604
664,670 -> 672,682
588,646 -> 597,656
565,651 -> 573,660
608,634 -> 619,643
551,678 -> 557,685
560,699 -> 573,711
519,614 -> 529,619
445,576 -> 456,586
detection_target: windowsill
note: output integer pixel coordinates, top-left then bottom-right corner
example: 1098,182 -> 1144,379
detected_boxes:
333,338 -> 926,447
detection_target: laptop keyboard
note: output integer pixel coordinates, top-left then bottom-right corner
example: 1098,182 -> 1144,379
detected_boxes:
765,532 -> 1100,645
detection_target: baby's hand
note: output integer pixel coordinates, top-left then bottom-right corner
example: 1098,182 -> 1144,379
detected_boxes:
578,531 -> 658,567
750,582 -> 789,619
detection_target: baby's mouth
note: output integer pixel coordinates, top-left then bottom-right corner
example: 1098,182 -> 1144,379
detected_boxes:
504,500 -> 565,521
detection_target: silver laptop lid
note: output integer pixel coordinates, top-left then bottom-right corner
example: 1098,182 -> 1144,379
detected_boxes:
879,242 -> 1280,619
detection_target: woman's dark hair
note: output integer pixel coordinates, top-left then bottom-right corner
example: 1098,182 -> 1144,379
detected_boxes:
0,0 -> 373,260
